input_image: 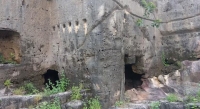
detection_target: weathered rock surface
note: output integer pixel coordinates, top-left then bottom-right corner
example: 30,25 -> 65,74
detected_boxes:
124,60 -> 200,102
0,91 -> 88,109
110,102 -> 200,109
62,100 -> 83,109
0,0 -> 200,108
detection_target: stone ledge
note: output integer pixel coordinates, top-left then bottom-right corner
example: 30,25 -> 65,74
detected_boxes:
110,101 -> 200,109
0,90 -> 87,109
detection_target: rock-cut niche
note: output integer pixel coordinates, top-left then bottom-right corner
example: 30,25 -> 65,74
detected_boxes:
124,55 -> 144,91
0,29 -> 21,64
125,64 -> 144,91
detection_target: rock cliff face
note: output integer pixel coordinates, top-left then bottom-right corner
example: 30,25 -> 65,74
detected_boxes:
0,0 -> 200,108
0,0 -> 52,90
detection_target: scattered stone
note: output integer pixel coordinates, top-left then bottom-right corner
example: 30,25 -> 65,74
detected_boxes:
63,100 -> 83,109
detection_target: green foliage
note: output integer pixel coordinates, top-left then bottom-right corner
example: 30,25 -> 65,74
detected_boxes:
152,19 -> 161,28
137,0 -> 161,28
166,93 -> 178,102
13,87 -> 25,95
187,91 -> 200,103
83,97 -> 101,109
12,82 -> 39,95
141,0 -> 156,17
185,86 -> 200,109
162,52 -> 169,66
115,100 -> 125,107
56,72 -> 69,92
4,79 -> 12,88
36,98 -> 61,109
175,61 -> 182,68
0,54 -> 5,63
24,82 -> 39,95
71,84 -> 83,100
0,53 -> 16,64
150,101 -> 160,109
136,19 -> 144,27
44,73 -> 69,96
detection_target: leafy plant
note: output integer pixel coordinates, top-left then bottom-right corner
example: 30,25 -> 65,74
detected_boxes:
115,100 -> 125,107
162,52 -> 169,66
137,0 -> 161,28
83,97 -> 101,109
152,19 -> 161,28
0,53 -> 16,64
35,98 -> 61,109
56,72 -> 69,92
7,53 -> 17,64
71,84 -> 83,100
44,72 -> 69,96
150,101 -> 160,109
185,86 -> 200,109
0,54 -> 5,63
136,19 -> 144,27
4,79 -> 12,88
141,0 -> 156,17
13,87 -> 25,95
24,82 -> 39,95
166,93 -> 178,102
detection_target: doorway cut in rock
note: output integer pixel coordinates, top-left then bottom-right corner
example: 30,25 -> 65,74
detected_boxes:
43,69 -> 60,89
0,29 -> 21,64
125,64 -> 144,91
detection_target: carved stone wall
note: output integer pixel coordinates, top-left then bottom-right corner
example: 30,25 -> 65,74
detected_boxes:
0,0 -> 53,90
0,0 -> 200,108
49,0 -> 162,108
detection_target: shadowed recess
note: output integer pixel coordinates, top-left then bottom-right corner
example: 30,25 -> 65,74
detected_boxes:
125,64 -> 144,91
43,69 -> 60,89
0,29 -> 21,64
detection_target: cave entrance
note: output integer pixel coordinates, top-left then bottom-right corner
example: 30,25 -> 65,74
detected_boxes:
43,69 -> 60,89
125,64 -> 144,91
0,29 -> 21,64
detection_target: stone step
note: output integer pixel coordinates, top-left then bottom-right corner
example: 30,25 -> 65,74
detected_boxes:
110,102 -> 200,109
0,90 -> 88,109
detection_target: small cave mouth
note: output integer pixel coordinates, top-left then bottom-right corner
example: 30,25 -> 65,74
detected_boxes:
43,69 -> 60,89
125,64 -> 144,91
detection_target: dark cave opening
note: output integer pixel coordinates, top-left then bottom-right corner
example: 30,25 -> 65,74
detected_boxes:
43,69 -> 60,89
125,64 -> 144,91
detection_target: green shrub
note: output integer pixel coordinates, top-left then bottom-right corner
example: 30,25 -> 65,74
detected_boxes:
150,101 -> 160,109
162,52 -> 169,66
24,82 -> 39,95
0,54 -> 5,63
166,93 -> 178,102
13,87 -> 25,95
136,0 -> 160,28
115,100 -> 125,107
187,90 -> 200,103
56,73 -> 69,92
70,84 -> 83,100
4,79 -> 12,88
0,53 -> 16,64
36,98 -> 61,109
44,72 -> 69,96
84,97 -> 101,109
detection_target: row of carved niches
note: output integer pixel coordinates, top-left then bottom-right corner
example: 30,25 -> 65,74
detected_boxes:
52,19 -> 87,34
